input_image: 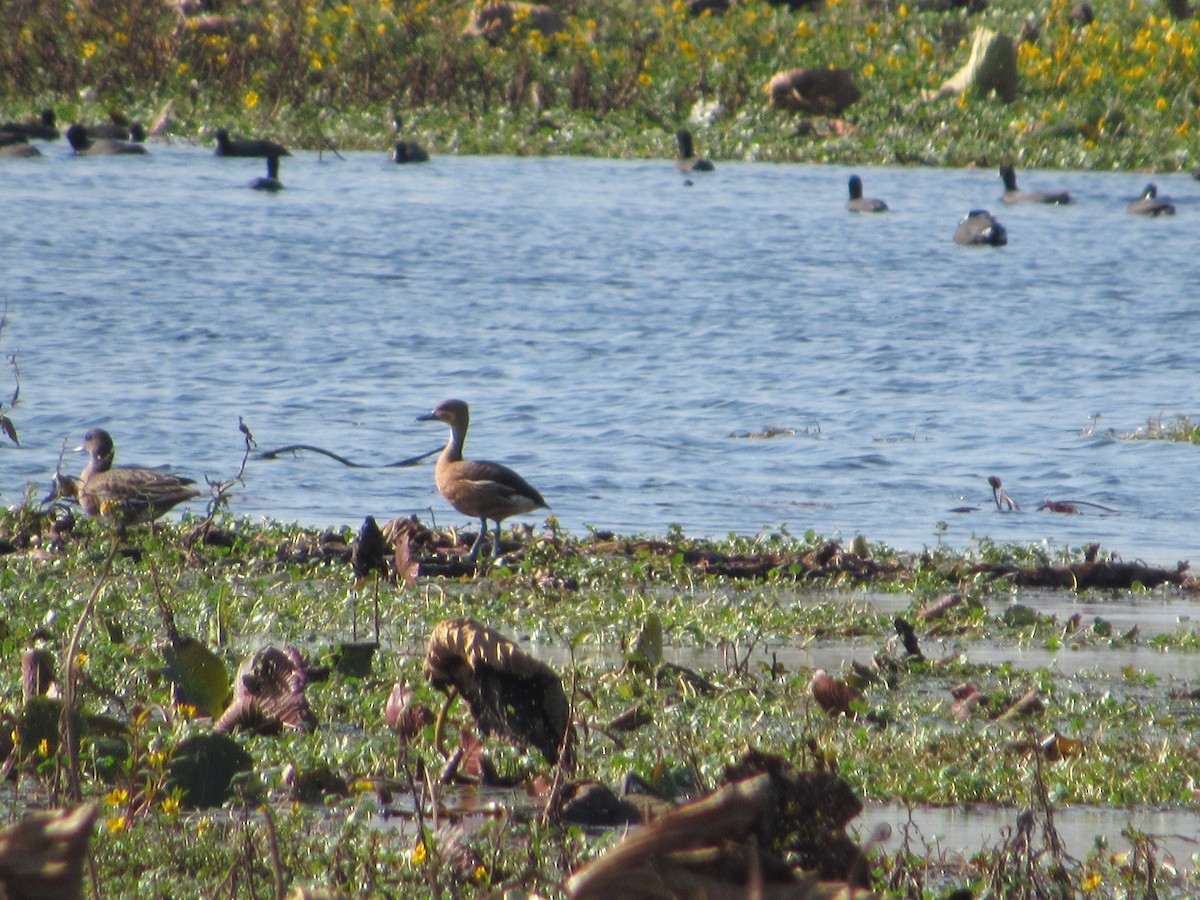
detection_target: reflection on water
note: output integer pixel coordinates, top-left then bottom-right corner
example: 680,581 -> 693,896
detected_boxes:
857,802 -> 1200,870
2,151 -> 1200,564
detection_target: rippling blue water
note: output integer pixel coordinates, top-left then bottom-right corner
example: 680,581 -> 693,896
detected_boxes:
2,147 -> 1197,564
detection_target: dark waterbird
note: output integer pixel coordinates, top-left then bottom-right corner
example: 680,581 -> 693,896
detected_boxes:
999,165 -> 1072,205
76,428 -> 200,527
954,209 -> 1007,246
66,123 -> 147,156
214,128 -> 289,159
81,116 -> 146,143
249,155 -> 284,192
0,139 -> 40,158
390,116 -> 429,163
1126,183 -> 1175,216
846,174 -> 887,212
0,109 -> 59,140
675,128 -> 714,173
418,399 -> 548,562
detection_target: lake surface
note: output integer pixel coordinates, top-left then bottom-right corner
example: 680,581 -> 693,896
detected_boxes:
2,146 -> 1198,564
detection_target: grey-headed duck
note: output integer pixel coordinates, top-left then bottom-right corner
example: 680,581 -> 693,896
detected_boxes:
954,209 -> 1007,246
250,155 -> 284,191
0,109 -> 59,140
215,128 -> 289,158
66,123 -> 147,155
999,165 -> 1072,205
1126,183 -> 1175,216
847,175 -> 888,212
675,129 -> 714,173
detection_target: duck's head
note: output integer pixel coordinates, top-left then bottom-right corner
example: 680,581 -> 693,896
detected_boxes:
999,165 -> 1018,191
848,175 -> 864,199
65,123 -> 90,151
77,428 -> 116,467
675,129 -> 694,158
418,399 -> 470,428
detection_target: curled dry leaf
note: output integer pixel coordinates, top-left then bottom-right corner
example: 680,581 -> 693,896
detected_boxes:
423,618 -> 573,768
216,647 -> 316,735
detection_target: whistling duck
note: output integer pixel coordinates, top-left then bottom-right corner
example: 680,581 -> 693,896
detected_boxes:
846,175 -> 888,212
999,165 -> 1072,205
954,209 -> 1007,246
66,123 -> 147,155
215,128 -> 289,158
675,129 -> 714,173
417,400 -> 548,561
1127,183 -> 1175,216
77,428 -> 200,527
249,154 -> 284,192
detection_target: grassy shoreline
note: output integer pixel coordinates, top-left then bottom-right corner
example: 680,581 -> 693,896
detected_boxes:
0,506 -> 1197,896
3,0 -> 1199,171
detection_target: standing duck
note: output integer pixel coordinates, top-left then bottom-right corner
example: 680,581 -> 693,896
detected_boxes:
675,129 -> 714,173
999,165 -> 1072,205
77,428 -> 200,527
214,128 -> 289,158
846,175 -> 887,212
66,123 -> 147,155
417,400 -> 548,562
1126,183 -> 1175,216
954,209 -> 1007,246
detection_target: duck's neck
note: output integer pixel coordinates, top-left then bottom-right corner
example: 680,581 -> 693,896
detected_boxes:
441,424 -> 466,464
81,451 -> 113,483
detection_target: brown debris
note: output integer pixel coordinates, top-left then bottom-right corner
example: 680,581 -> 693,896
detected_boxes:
423,618 -> 574,768
567,759 -> 871,900
215,647 -> 316,735
0,804 -> 96,900
767,68 -> 861,115
384,683 -> 435,743
810,670 -> 859,716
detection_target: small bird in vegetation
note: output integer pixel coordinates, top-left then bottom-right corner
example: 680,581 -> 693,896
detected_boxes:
417,400 -> 548,562
66,123 -> 147,156
77,428 -> 201,527
214,128 -> 289,159
1126,183 -> 1174,216
955,210 -> 1007,246
675,129 -> 714,173
998,165 -> 1072,205
249,155 -> 284,192
988,476 -> 1019,511
809,668 -> 859,716
846,175 -> 887,212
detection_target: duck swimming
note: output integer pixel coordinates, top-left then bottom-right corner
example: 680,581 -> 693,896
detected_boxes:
675,129 -> 714,173
66,123 -> 147,155
954,209 -> 1007,246
846,175 -> 888,212
215,128 -> 289,158
999,165 -> 1072,205
1126,183 -> 1175,216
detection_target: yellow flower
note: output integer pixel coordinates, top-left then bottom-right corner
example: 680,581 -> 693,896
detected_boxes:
1081,873 -> 1103,891
38,738 -> 50,757
376,22 -> 386,34
75,652 -> 88,668
1155,96 -> 1168,111
898,3 -> 908,16
862,62 -> 875,77
106,816 -> 127,833
161,796 -> 180,816
472,865 -> 489,883
795,20 -> 811,38
177,704 -> 197,721
114,31 -> 128,45
244,90 -> 259,110
638,72 -> 652,85
147,750 -> 166,767
865,21 -> 879,37
82,41 -> 97,59
323,33 -> 334,46
1175,119 -> 1191,136
411,842 -> 427,865
105,788 -> 130,806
